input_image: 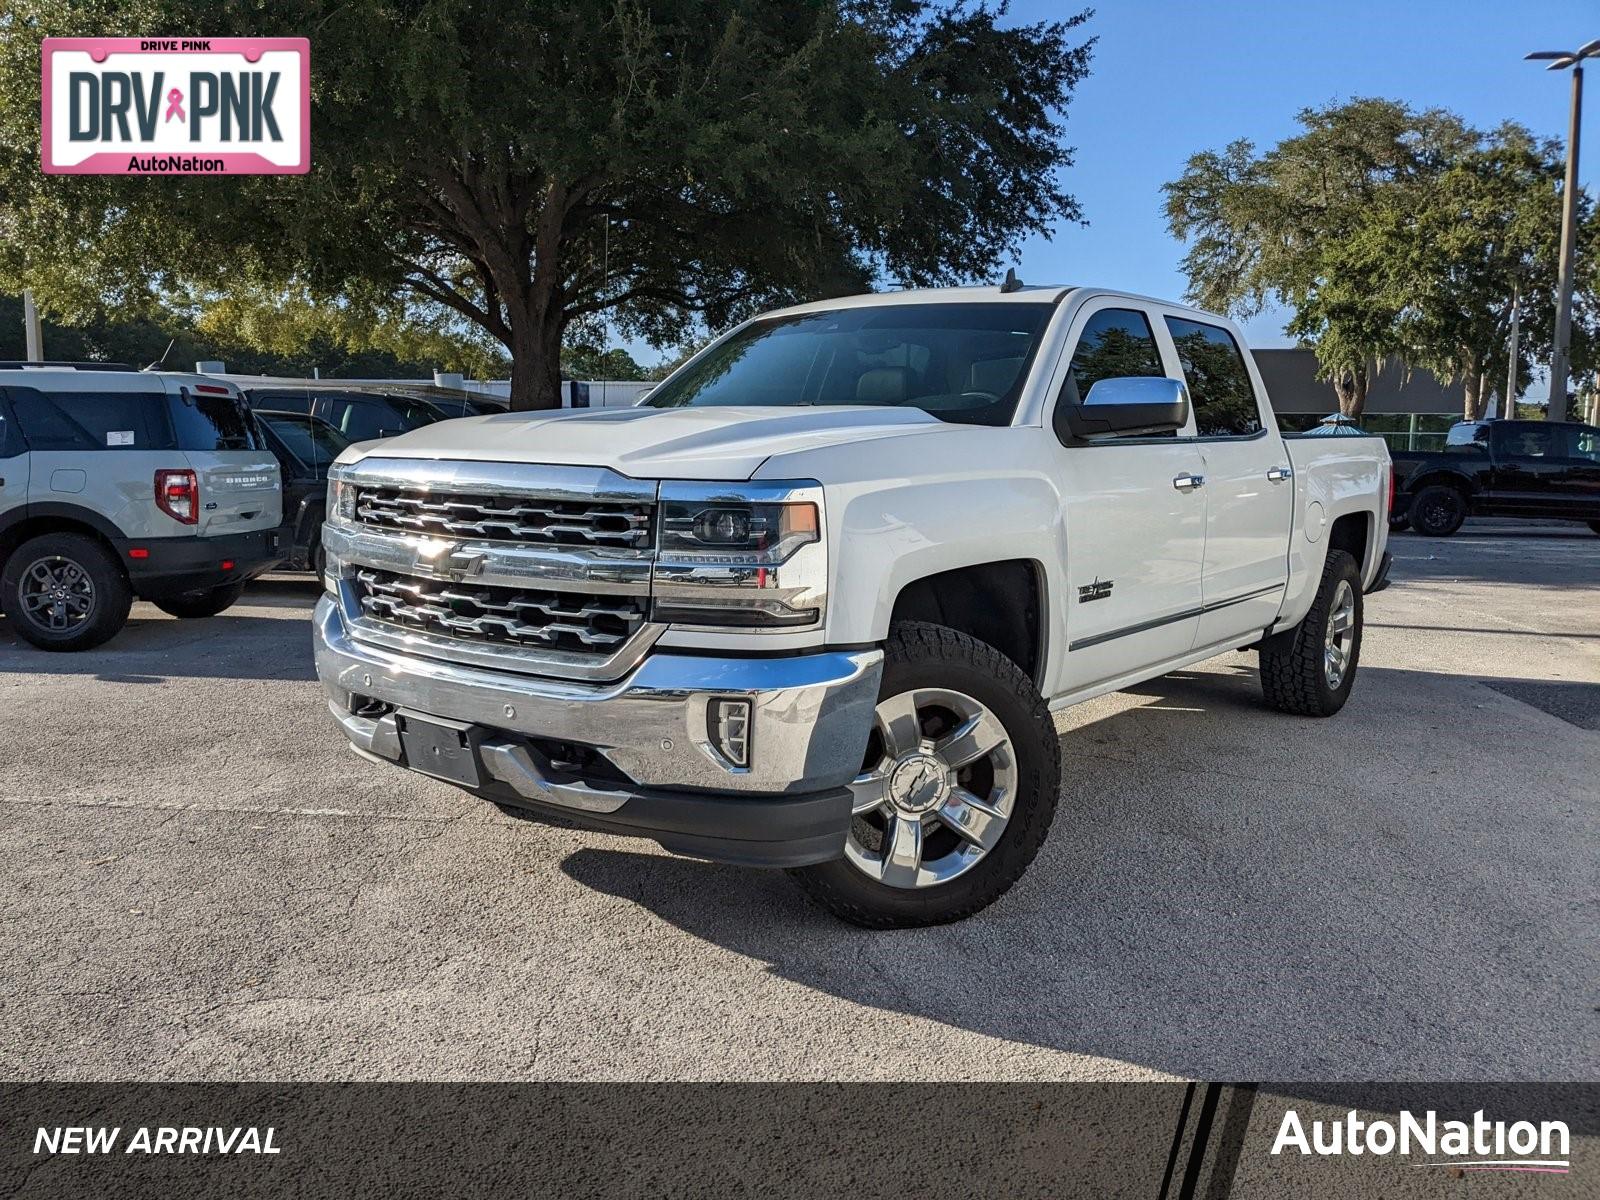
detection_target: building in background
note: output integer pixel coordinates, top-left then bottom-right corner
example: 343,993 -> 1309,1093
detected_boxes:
1252,349 -> 1464,451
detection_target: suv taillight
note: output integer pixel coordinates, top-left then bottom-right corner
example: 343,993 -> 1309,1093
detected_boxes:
1386,467 -> 1396,517
155,469 -> 199,525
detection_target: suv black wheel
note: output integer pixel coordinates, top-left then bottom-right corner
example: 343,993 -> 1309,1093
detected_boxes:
1409,484 -> 1467,537
152,581 -> 247,619
788,621 -> 1060,928
2,532 -> 133,652
1259,549 -> 1363,717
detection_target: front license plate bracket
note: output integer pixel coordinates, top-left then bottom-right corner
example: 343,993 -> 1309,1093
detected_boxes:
398,713 -> 484,787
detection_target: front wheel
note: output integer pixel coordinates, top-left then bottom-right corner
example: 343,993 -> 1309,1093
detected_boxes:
152,581 -> 247,619
788,622 -> 1060,928
1259,548 -> 1363,717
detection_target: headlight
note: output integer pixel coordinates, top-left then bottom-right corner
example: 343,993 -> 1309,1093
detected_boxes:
659,498 -> 818,564
653,481 -> 826,628
329,477 -> 357,523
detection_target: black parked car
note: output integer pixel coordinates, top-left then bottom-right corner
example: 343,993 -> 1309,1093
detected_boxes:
254,410 -> 350,573
425,394 -> 506,418
1391,419 -> 1600,536
243,387 -> 450,442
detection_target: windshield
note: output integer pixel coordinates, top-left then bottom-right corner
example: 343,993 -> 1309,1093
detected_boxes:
645,302 -> 1055,426
261,413 -> 350,469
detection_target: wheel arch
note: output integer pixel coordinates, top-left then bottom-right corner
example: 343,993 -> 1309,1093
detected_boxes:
0,504 -> 129,580
1406,469 -> 1478,500
1327,510 -> 1372,579
886,558 -> 1048,688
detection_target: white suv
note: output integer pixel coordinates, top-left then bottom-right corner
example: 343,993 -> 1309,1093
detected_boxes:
0,363 -> 282,651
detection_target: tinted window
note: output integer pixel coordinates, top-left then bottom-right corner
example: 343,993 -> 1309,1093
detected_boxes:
1494,423 -> 1556,458
1064,308 -> 1165,402
646,303 -> 1053,427
1164,318 -> 1261,437
167,390 -> 261,450
1445,423 -> 1490,452
426,396 -> 494,418
9,388 -> 173,451
260,414 -> 349,469
324,397 -> 424,441
1567,426 -> 1600,462
245,388 -> 313,415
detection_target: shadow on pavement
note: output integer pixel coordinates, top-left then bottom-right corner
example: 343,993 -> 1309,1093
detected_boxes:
558,662 -> 1595,1080
0,612 -> 318,683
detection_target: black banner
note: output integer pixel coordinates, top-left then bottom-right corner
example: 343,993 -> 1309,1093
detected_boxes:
3,1083 -> 1594,1198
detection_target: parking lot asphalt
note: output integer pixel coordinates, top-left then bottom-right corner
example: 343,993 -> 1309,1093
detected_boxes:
2,523 -> 1596,1083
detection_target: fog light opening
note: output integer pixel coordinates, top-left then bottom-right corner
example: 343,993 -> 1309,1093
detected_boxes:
708,698 -> 752,769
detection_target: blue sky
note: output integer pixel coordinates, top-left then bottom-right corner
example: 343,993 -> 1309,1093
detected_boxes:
623,1 -> 1595,373
1011,0 -> 1597,349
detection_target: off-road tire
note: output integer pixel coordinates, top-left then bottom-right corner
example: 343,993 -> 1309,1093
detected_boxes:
2,532 -> 133,652
1259,549 -> 1363,717
1409,484 -> 1467,537
153,581 -> 248,619
788,621 -> 1060,928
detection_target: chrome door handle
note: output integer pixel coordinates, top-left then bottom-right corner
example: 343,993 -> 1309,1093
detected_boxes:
1173,473 -> 1205,492
1266,465 -> 1293,482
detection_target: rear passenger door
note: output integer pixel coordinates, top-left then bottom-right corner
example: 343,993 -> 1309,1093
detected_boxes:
1049,301 -> 1208,693
1162,315 -> 1292,648
5,384 -> 176,533
1555,424 -> 1600,516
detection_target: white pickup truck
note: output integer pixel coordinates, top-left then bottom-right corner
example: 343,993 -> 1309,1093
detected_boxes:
313,286 -> 1392,927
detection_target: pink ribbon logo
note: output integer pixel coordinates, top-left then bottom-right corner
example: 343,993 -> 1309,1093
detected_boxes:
164,88 -> 185,123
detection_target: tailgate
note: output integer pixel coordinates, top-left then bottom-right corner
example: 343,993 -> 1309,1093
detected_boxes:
185,451 -> 282,534
163,381 -> 283,534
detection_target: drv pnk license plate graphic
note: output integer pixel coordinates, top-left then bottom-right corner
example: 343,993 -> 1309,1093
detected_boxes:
41,37 -> 310,174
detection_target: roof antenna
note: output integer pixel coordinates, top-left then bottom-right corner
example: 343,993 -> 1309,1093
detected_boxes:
142,338 -> 175,372
999,267 -> 1023,294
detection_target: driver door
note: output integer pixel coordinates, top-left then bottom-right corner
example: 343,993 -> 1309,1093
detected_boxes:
1046,301 -> 1207,695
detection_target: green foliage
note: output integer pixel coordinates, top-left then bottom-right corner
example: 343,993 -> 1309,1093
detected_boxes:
1165,99 -> 1597,418
559,342 -> 649,381
0,0 -> 1094,407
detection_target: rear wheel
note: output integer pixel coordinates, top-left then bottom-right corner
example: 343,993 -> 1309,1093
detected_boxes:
1259,549 -> 1363,717
1409,484 -> 1467,537
2,532 -> 133,652
788,622 -> 1060,928
152,581 -> 247,619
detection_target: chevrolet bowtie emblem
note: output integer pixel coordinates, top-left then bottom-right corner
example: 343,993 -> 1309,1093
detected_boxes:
415,538 -> 487,581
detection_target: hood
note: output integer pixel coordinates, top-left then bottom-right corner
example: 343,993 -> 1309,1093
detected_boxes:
357,405 -> 952,480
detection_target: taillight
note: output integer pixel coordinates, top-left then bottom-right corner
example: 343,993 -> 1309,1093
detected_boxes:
155,469 -> 199,525
1386,467 -> 1396,517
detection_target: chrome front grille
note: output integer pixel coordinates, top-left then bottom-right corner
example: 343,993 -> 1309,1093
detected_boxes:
329,459 -> 662,681
354,485 -> 651,549
353,567 -> 647,654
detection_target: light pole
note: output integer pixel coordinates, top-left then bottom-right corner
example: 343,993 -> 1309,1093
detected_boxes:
1526,39 -> 1599,424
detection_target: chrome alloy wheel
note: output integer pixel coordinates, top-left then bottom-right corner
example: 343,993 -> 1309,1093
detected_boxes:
1324,579 -> 1356,689
19,555 -> 95,633
844,687 -> 1017,889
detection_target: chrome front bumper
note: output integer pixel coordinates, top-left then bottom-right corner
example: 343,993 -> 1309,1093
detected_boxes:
316,595 -> 883,803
